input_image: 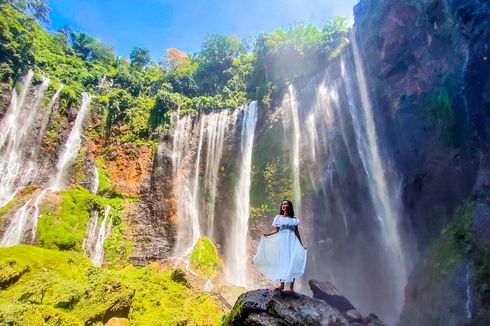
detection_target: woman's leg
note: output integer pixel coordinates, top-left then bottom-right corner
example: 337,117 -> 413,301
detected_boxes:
275,281 -> 284,290
289,279 -> 295,292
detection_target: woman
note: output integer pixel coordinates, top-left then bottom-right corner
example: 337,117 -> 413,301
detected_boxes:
253,200 -> 307,292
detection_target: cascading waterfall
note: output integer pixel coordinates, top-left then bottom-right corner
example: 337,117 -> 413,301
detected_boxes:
0,188 -> 47,247
0,198 -> 32,247
83,206 -> 113,266
0,71 -> 49,207
224,101 -> 258,286
1,92 -> 93,247
203,110 -> 229,239
329,34 -> 407,323
52,93 -> 93,191
30,85 -> 63,161
172,115 -> 203,259
172,110 -> 230,258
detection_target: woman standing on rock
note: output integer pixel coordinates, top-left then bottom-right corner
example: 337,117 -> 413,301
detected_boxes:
253,200 -> 307,292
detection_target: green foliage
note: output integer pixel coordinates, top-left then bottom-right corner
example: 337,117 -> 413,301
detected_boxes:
0,258 -> 30,289
150,88 -> 181,130
2,0 -> 50,23
250,18 -> 350,104
130,47 -> 151,69
71,32 -> 115,65
0,246 -> 225,325
95,159 -> 112,195
431,202 -> 476,275
36,187 -> 125,252
195,34 -> 246,96
189,237 -> 223,279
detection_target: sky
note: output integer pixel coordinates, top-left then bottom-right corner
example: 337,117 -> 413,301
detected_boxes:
47,0 -> 359,61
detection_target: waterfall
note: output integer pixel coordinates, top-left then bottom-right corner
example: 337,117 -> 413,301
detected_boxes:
466,262 -> 473,320
224,101 -> 258,286
337,34 -> 407,322
286,85 -> 302,215
172,115 -> 204,259
203,110 -> 229,239
0,71 -> 49,207
0,189 -> 47,247
0,199 -> 32,247
83,206 -> 113,266
31,85 -> 63,160
172,110 -> 229,258
52,93 -> 93,190
1,92 -> 93,247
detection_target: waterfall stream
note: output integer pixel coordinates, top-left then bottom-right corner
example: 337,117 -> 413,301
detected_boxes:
83,206 -> 113,266
52,93 -> 93,190
224,102 -> 258,286
0,71 -> 47,207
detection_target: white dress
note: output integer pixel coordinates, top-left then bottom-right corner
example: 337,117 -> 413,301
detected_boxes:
253,215 -> 307,282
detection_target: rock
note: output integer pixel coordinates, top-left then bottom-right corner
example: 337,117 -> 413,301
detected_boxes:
105,317 -> 129,326
225,289 -> 348,326
309,280 -> 357,313
225,282 -> 386,326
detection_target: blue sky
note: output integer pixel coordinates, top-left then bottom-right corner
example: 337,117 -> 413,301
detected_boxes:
48,0 -> 359,61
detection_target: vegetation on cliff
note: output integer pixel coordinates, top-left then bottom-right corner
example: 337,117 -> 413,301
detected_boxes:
0,3 -> 350,147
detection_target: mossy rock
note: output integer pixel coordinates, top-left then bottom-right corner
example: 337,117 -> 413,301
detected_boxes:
190,237 -> 224,279
0,245 -> 226,325
0,258 -> 30,289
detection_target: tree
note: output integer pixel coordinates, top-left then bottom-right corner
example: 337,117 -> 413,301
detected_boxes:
130,47 -> 150,68
195,34 -> 245,95
2,0 -> 50,23
161,48 -> 189,70
71,32 -> 115,64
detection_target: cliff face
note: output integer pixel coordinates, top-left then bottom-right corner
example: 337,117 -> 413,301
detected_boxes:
353,0 -> 490,324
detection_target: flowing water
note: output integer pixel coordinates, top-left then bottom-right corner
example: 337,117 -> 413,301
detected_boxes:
83,206 -> 113,266
52,93 -> 93,190
224,102 -> 258,286
0,71 -> 49,207
172,110 -> 231,259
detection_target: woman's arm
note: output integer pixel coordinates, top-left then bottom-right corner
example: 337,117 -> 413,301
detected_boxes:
295,226 -> 306,248
263,226 -> 280,236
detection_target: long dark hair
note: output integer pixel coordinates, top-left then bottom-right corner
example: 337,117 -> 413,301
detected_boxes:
279,200 -> 295,217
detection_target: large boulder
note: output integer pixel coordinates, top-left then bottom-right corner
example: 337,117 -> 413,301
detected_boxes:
225,281 -> 385,326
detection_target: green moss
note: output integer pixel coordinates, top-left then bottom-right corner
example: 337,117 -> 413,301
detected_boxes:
37,187 -> 125,252
190,237 -> 223,279
0,246 -> 225,325
95,159 -> 112,195
431,201 -> 476,275
104,222 -> 131,267
0,259 -> 30,289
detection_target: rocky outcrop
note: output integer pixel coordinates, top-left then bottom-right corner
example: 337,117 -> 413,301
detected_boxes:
105,141 -> 153,198
225,280 -> 385,326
